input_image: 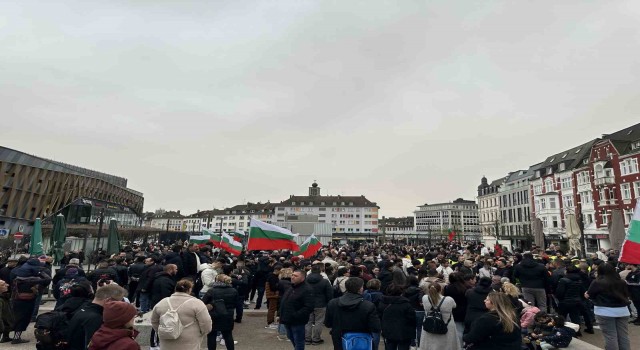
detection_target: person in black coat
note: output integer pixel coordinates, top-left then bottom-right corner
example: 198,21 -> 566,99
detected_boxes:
127,256 -> 146,304
87,260 -> 119,290
149,264 -> 177,308
555,264 -> 593,335
463,291 -> 522,350
305,263 -> 333,345
52,259 -> 86,286
463,277 -> 492,335
513,253 -> 548,311
137,256 -> 163,312
182,243 -> 200,280
202,274 -> 238,350
280,270 -> 315,350
164,245 -> 185,280
380,284 -> 416,350
325,277 -> 382,350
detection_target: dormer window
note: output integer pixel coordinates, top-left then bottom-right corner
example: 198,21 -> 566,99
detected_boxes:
341,202 -> 345,205
291,202 -> 296,205
309,202 -> 313,206
349,202 -> 353,206
558,163 -> 566,171
300,202 -> 305,205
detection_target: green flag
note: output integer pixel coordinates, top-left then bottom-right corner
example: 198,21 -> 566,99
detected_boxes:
50,214 -> 67,263
106,219 -> 121,256
29,218 -> 44,256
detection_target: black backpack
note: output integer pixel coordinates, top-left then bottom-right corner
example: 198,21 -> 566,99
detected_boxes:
34,311 -> 70,349
422,296 -> 451,334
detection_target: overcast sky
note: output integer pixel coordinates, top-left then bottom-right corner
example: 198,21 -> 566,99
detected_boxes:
2,1 -> 640,217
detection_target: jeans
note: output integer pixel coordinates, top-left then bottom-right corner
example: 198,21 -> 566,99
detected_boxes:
414,310 -> 425,346
139,292 -> 150,313
285,324 -> 306,350
595,315 -> 630,350
128,281 -> 139,303
305,307 -> 326,342
384,339 -> 411,350
521,287 -> 547,312
372,332 -> 381,350
455,321 -> 464,348
31,294 -> 42,320
207,329 -> 234,350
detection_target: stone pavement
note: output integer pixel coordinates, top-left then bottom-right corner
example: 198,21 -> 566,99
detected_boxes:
12,299 -> 640,350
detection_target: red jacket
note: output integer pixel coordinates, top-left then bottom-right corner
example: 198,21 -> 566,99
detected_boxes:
88,326 -> 140,350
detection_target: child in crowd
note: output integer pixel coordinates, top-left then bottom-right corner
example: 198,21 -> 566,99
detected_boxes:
520,300 -> 541,333
527,315 -> 575,349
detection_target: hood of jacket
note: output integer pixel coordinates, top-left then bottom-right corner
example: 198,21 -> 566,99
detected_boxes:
306,273 -> 323,285
338,292 -> 365,310
13,260 -> 42,277
382,295 -> 410,305
58,297 -> 90,313
565,272 -> 582,282
473,284 -> 493,294
89,326 -> 138,348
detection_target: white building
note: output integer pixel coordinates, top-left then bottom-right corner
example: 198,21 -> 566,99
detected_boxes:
194,203 -> 277,233
414,198 -> 480,242
276,182 -> 380,239
477,176 -> 505,243
149,210 -> 184,231
498,169 -> 534,249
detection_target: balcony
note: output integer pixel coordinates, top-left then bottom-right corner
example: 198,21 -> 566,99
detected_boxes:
594,176 -> 615,186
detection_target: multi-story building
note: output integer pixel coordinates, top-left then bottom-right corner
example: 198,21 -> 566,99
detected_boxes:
0,146 -> 144,237
149,210 -> 184,231
583,124 -> 640,251
477,176 -> 506,243
276,182 -> 380,239
530,140 -> 597,248
498,169 -> 534,249
378,216 -> 415,241
414,198 -> 480,242
190,202 -> 277,233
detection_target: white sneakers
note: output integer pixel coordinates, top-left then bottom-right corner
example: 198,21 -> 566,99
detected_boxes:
150,347 -> 160,350
220,339 -> 238,346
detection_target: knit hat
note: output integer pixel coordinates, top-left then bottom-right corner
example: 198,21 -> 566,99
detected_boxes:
103,300 -> 138,328
65,268 -> 79,278
69,258 -> 80,265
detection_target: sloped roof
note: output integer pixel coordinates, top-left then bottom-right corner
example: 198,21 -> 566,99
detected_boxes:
279,195 -> 378,208
603,122 -> 640,155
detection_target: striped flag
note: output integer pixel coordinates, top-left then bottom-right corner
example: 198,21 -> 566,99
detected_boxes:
620,200 -> 640,264
232,230 -> 246,242
247,219 -> 299,251
221,231 -> 243,255
295,234 -> 322,259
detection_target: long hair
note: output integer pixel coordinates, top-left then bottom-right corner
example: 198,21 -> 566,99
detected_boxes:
487,291 -> 518,333
500,282 -> 519,298
446,272 -> 467,295
423,282 -> 442,305
596,263 -> 629,301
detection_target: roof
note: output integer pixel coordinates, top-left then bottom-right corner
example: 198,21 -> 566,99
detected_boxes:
186,202 -> 277,217
504,168 -> 534,183
379,216 -> 414,227
419,198 -> 477,207
279,195 -> 378,208
531,139 -> 598,179
602,122 -> 640,155
154,211 -> 184,219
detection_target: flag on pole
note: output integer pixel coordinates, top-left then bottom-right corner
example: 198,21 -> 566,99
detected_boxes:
295,234 -> 322,259
189,226 -> 222,248
620,200 -> 640,264
247,219 -> 299,251
232,230 -> 246,242
447,229 -> 456,242
221,231 -> 243,255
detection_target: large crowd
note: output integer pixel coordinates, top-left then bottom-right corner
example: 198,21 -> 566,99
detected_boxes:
0,240 -> 638,350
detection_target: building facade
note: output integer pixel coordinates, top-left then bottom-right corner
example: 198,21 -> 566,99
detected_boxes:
149,211 -> 185,232
276,182 -> 380,239
498,169 -> 534,248
0,146 -> 144,237
477,176 -> 505,243
414,198 -> 480,242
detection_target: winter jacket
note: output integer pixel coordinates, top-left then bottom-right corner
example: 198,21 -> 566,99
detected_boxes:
127,262 -> 145,282
88,267 -> 119,288
520,305 -> 540,329
463,284 -> 492,333
587,278 -> 630,308
541,326 -> 574,348
463,311 -> 522,350
182,251 -> 200,277
151,292 -> 212,350
403,285 -> 423,311
164,252 -> 185,279
306,272 -> 333,308
200,265 -> 218,295
514,259 -> 548,289
53,265 -> 87,286
150,272 -> 176,308
280,281 -> 314,326
265,272 -> 280,299
138,264 -> 163,293
66,303 -> 104,350
444,284 -> 468,322
325,292 -> 382,350
555,273 -> 585,304
88,326 -> 140,350
380,295 -> 416,341
202,283 -> 238,331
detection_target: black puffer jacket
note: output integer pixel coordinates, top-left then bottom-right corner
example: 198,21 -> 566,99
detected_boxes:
514,258 -> 548,289
150,272 -> 176,308
444,283 -> 468,322
325,293 -> 382,350
306,273 -> 333,308
463,284 -> 492,333
203,283 -> 238,331
463,312 -> 522,350
280,281 -> 314,326
380,296 -> 416,341
555,272 -> 585,304
403,285 -> 423,311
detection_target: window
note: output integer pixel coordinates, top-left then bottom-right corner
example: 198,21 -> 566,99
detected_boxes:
621,158 -> 639,175
625,209 -> 633,225
562,195 -> 574,208
634,182 -> 640,199
601,210 -> 608,225
534,185 -> 542,195
540,198 -> 547,209
577,171 -> 590,185
561,177 -> 572,190
549,198 -> 557,209
599,189 -> 606,202
542,217 -> 548,228
558,163 -> 566,171
552,216 -> 558,228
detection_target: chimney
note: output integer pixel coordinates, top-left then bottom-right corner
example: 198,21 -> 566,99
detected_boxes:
177,210 -> 181,215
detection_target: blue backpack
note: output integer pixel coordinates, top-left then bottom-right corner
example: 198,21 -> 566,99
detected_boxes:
342,332 -> 372,350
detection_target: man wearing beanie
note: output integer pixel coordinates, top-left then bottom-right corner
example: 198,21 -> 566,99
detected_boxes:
88,300 -> 139,350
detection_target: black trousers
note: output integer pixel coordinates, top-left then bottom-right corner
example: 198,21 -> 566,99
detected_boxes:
207,329 -> 234,350
384,339 -> 411,350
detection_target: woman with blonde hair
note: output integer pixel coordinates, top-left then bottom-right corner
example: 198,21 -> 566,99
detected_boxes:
418,282 -> 459,350
151,279 -> 212,350
202,274 -> 239,349
463,291 -> 522,350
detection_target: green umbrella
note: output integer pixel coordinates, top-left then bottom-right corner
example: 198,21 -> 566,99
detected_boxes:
106,219 -> 121,256
29,218 -> 44,256
50,214 -> 67,263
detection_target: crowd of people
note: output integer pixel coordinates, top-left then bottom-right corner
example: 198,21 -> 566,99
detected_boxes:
0,240 -> 638,350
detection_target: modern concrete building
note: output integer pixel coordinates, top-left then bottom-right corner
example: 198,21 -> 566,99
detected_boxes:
498,169 -> 535,249
414,198 -> 480,242
0,146 -> 144,237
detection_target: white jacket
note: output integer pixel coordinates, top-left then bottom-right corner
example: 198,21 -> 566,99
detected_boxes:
200,265 -> 218,294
